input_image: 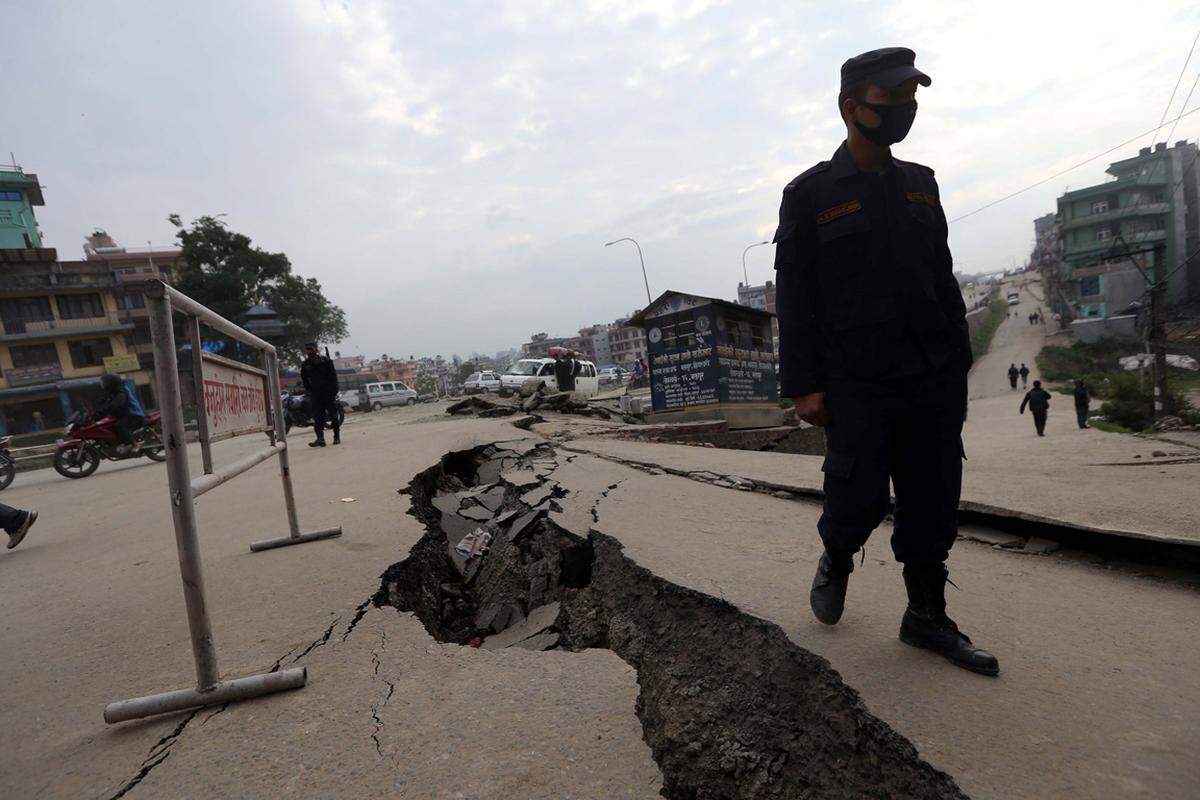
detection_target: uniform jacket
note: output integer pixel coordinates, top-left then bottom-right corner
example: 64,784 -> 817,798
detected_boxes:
1073,386 -> 1090,408
773,142 -> 971,396
1020,387 -> 1052,414
301,354 -> 339,400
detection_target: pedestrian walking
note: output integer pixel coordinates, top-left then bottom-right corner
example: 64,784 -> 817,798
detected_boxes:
774,47 -> 996,675
2,504 -> 37,550
1019,380 -> 1052,436
1008,363 -> 1019,389
1019,363 -> 1030,388
1073,379 -> 1090,429
300,342 -> 341,447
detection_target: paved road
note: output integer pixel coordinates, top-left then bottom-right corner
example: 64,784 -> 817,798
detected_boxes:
969,277 -> 1048,400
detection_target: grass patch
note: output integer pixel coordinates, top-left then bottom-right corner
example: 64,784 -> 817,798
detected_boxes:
971,298 -> 1008,361
1088,417 -> 1135,435
1035,338 -> 1200,431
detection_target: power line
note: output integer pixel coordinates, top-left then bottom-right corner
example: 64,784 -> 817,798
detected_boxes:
949,103 -> 1200,224
1149,26 -> 1200,147
1166,68 -> 1200,144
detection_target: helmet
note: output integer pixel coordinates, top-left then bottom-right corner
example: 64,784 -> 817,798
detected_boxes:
100,373 -> 123,394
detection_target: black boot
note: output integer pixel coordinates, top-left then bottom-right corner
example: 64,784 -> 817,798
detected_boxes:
309,435 -> 326,448
332,430 -> 341,445
900,563 -> 999,676
809,550 -> 854,625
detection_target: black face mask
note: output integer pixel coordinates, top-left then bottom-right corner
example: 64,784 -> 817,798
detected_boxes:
854,99 -> 917,146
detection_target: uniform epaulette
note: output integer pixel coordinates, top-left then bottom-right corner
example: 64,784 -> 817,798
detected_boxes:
893,158 -> 935,177
784,161 -> 831,191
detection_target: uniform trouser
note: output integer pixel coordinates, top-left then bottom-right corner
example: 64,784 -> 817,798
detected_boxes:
819,370 -> 967,566
1075,406 -> 1088,428
113,414 -> 144,446
1032,410 -> 1047,435
311,395 -> 340,437
0,503 -> 26,533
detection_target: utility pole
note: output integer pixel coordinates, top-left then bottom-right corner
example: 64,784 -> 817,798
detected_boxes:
1150,240 -> 1169,420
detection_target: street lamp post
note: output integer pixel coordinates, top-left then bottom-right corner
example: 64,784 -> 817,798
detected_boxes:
604,237 -> 652,305
742,240 -> 770,286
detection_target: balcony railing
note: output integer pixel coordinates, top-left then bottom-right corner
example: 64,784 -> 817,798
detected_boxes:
1060,202 -> 1171,231
0,312 -> 132,339
0,273 -> 117,292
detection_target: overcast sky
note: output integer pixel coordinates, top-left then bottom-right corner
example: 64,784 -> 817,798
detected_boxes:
6,1 -> 1198,360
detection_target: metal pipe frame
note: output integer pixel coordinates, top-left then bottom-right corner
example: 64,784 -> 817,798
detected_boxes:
191,442 -> 285,498
188,315 -> 214,475
247,351 -> 343,552
144,291 -> 220,691
142,280 -> 275,353
105,284 -> 337,724
104,667 -> 307,724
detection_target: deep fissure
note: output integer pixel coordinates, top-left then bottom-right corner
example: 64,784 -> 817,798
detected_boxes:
373,443 -> 970,799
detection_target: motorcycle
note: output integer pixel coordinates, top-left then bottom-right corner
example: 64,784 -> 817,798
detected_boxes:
280,392 -> 344,435
0,436 -> 14,491
53,410 -> 167,479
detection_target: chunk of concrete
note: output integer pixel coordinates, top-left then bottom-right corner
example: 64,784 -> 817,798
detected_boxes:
501,468 -> 541,489
963,530 -> 1024,548
1023,537 -> 1062,555
513,631 -> 560,651
521,482 -> 557,507
458,504 -> 494,522
507,509 -> 544,542
481,602 -> 561,650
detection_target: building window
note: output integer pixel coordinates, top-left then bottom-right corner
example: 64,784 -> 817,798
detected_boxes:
68,337 -> 114,369
117,291 -> 145,310
0,296 -> 54,323
1095,228 -> 1111,241
1090,200 -> 1109,214
0,190 -> 21,201
56,293 -> 105,320
131,322 -> 152,345
9,343 -> 61,369
1079,275 -> 1101,297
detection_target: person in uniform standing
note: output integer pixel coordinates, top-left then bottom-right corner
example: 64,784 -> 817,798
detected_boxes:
773,47 -> 997,675
1007,363 -> 1019,389
1020,380 -> 1052,436
1072,378 -> 1090,429
1018,363 -> 1030,388
300,342 -> 341,447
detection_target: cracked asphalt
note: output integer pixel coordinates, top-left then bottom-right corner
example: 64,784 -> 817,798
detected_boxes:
2,316 -> 1199,799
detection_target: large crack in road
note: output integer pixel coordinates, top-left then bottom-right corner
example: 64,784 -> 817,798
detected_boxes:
374,442 -> 969,799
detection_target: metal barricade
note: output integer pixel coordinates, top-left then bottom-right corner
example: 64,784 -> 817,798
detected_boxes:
103,281 -> 342,724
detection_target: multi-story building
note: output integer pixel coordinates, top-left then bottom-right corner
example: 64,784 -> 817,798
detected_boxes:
0,165 -> 45,249
522,332 -> 571,358
0,170 -> 167,434
608,315 -> 647,368
1030,212 -> 1071,320
581,323 -> 613,366
83,229 -> 182,368
1056,140 -> 1200,318
737,280 -> 779,354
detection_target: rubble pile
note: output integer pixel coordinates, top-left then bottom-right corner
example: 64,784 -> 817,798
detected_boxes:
445,386 -> 639,423
374,444 -> 970,799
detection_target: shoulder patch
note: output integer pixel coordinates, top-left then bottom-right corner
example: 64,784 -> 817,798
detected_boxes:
816,200 -> 862,225
784,161 -> 831,191
906,191 -> 939,207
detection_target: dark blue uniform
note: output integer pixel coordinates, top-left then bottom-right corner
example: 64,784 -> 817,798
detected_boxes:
774,142 -> 971,565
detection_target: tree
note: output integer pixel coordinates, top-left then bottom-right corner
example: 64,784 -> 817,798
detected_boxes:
168,214 -> 348,366
456,361 -> 478,383
414,371 -> 437,397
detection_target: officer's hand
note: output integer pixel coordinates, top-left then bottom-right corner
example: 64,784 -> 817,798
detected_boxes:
793,392 -> 830,427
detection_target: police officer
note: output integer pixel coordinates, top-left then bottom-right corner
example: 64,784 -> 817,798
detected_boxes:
300,342 -> 341,447
774,47 -> 997,676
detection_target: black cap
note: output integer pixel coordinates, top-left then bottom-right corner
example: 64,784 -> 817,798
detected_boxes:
841,47 -> 931,91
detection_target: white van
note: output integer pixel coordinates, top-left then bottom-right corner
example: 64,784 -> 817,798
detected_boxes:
501,358 -> 600,398
362,381 -> 418,410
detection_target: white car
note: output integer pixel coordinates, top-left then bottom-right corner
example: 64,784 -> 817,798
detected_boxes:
336,389 -> 362,409
598,366 -> 631,386
362,381 -> 418,410
463,371 -> 503,393
501,358 -> 600,398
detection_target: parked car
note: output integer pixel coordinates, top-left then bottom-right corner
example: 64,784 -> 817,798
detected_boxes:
500,358 -> 600,398
463,371 -> 503,394
1006,292 -> 1020,306
362,380 -> 418,410
598,366 -> 631,386
336,389 -> 361,409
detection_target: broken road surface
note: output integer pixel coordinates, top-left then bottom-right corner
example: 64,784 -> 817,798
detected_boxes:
1,402 -> 1197,798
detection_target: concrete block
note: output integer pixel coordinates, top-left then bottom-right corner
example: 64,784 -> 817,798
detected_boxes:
1023,537 -> 1062,555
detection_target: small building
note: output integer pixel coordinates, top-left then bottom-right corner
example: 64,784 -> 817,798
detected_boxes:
630,290 -> 779,429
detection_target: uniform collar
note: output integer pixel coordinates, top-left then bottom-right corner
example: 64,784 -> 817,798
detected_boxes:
830,140 -> 894,181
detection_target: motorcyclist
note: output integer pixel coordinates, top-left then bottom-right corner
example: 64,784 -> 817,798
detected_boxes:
97,373 -> 144,455
300,342 -> 340,447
